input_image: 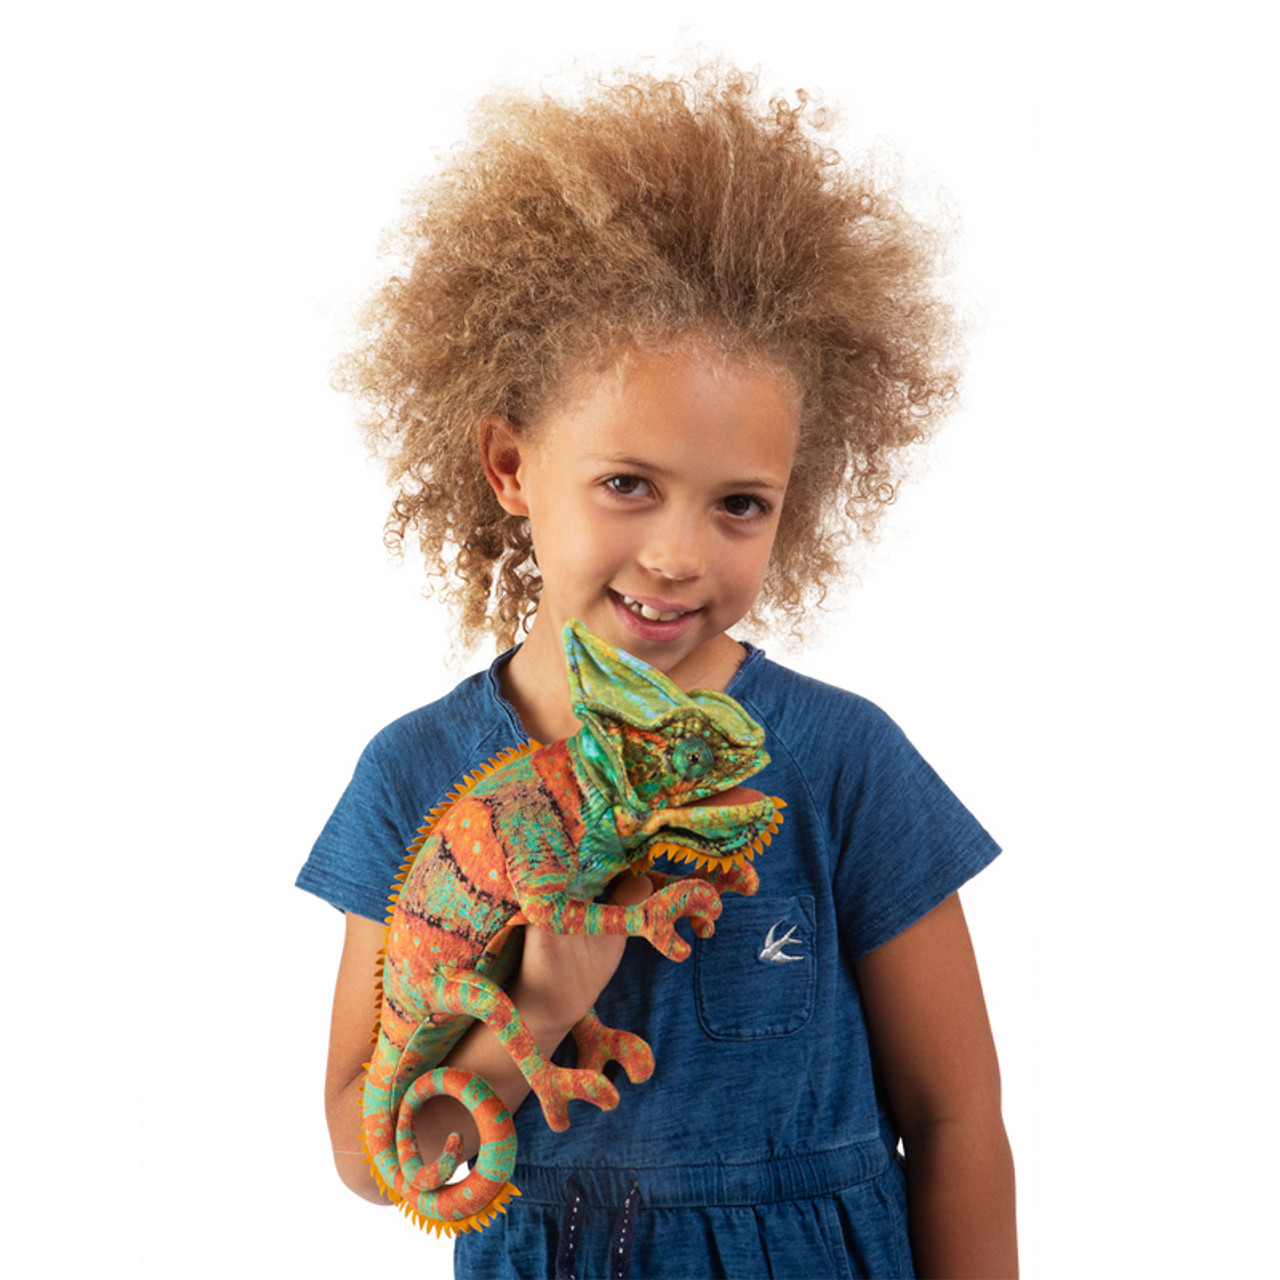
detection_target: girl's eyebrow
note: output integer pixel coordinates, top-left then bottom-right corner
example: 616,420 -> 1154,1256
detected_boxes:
588,455 -> 788,490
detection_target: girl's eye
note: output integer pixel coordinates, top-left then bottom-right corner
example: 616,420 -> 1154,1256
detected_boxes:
722,494 -> 768,519
605,475 -> 649,497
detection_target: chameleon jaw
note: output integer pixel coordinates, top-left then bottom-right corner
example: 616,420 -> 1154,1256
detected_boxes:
631,797 -> 786,873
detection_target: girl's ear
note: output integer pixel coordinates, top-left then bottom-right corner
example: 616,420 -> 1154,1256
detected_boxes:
477,417 -> 531,517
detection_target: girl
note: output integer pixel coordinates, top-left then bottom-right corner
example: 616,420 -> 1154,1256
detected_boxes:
300,65 -> 1016,1279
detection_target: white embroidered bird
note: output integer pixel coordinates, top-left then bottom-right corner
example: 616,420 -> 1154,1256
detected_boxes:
759,920 -> 803,963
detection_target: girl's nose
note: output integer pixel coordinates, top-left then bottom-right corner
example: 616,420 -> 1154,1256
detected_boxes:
640,518 -> 707,582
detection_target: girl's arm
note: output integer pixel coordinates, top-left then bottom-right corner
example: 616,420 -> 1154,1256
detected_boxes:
323,876 -> 652,1203
854,892 -> 1017,1279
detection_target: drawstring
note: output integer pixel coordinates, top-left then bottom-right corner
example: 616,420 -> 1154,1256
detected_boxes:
555,1178 -> 586,1280
609,1180 -> 642,1279
555,1177 -> 643,1280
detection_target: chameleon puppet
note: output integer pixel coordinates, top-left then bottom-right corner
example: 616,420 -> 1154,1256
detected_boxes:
361,621 -> 785,1235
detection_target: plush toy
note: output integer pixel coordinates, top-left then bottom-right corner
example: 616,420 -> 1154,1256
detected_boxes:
362,620 -> 785,1235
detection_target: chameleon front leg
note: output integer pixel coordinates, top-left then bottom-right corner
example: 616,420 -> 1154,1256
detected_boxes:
648,859 -> 759,899
422,966 -> 620,1132
518,877 -> 723,962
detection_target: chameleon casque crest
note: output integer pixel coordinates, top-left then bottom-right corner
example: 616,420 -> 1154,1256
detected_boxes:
361,621 -> 785,1235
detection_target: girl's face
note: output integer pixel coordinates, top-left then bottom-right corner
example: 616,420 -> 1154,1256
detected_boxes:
484,345 -> 799,676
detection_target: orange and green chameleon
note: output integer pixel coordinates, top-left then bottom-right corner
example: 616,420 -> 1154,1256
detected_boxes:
361,621 -> 785,1236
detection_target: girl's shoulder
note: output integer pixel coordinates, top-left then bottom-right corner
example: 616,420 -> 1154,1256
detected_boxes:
298,655 -> 526,920
733,650 -> 1000,957
730,646 -> 975,829
730,647 -> 905,762
359,651 -> 527,779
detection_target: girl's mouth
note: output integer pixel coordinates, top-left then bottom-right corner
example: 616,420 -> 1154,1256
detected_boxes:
617,593 -> 687,622
609,590 -> 700,640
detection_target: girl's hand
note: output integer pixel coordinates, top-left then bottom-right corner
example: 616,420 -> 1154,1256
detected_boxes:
509,872 -> 654,1046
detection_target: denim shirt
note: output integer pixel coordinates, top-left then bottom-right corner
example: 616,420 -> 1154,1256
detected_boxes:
299,646 -> 1000,1278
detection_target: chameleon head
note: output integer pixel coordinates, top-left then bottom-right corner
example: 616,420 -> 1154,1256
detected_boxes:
562,621 -> 785,869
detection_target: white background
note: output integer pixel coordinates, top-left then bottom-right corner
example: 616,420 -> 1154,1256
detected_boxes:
6,2 -> 1274,1276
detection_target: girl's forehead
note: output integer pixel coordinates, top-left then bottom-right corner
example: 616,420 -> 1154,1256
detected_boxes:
530,342 -> 800,482
545,337 -> 803,425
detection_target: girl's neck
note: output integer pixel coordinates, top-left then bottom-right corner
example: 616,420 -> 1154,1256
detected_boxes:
498,623 -> 746,745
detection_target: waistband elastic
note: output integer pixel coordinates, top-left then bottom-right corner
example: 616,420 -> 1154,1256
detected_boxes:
508,1137 -> 891,1210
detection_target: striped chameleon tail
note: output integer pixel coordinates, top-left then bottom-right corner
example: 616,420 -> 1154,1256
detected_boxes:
362,1037 -> 521,1236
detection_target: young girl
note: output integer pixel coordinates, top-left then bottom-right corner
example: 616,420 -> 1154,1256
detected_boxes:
299,65 -> 1016,1279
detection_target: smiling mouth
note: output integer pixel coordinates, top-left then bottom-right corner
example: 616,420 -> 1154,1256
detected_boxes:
616,593 -> 691,623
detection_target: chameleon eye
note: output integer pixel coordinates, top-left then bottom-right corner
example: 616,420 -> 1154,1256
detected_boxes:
672,735 -> 714,779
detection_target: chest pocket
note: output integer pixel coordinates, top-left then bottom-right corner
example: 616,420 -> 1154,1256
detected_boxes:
694,894 -> 816,1040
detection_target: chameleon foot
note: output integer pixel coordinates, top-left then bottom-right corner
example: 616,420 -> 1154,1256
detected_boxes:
573,1010 -> 655,1084
631,879 -> 723,961
530,1061 -> 620,1132
706,860 -> 760,898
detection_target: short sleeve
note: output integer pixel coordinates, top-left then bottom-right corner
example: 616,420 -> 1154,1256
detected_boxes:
296,664 -> 528,922
296,732 -> 423,921
826,699 -> 1001,957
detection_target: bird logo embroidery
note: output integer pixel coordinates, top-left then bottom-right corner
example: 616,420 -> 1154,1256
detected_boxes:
759,919 -> 804,964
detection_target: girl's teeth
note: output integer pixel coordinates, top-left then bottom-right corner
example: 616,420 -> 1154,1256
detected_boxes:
620,594 -> 684,623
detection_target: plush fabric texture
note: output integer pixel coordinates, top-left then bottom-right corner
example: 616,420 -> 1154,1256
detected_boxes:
359,622 -> 784,1235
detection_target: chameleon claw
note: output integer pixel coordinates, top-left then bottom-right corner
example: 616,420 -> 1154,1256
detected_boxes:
532,1063 -> 620,1130
573,1014 -> 655,1084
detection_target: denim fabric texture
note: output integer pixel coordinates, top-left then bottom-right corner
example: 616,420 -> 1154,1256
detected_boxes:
298,645 -> 1001,1278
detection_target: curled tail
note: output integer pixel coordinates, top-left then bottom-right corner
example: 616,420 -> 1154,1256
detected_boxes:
362,1048 -> 521,1236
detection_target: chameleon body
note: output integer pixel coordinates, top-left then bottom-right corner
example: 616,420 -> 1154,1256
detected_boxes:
361,621 -> 785,1235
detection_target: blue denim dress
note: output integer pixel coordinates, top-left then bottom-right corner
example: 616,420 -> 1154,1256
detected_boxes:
299,646 -> 1000,1279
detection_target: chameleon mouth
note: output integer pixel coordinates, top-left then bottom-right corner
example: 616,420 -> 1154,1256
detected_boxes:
689,784 -> 765,809
641,794 -> 786,872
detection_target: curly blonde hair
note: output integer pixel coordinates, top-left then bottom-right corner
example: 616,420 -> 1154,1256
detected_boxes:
337,64 -> 962,652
